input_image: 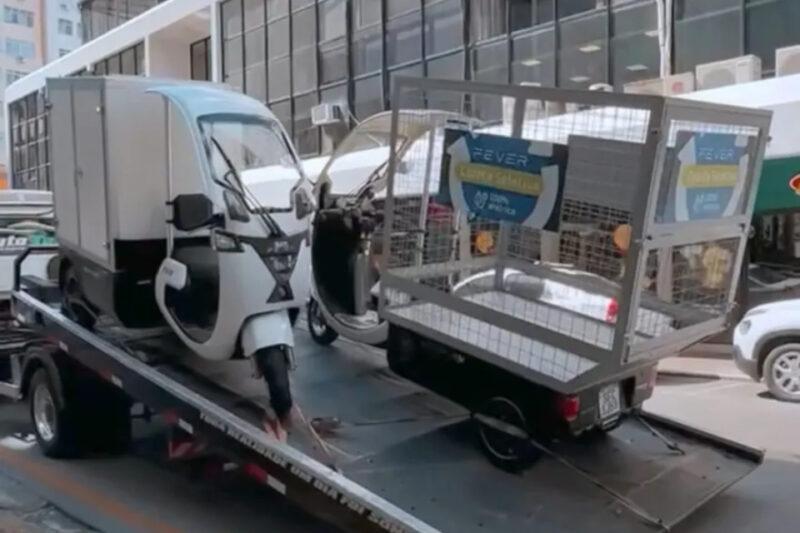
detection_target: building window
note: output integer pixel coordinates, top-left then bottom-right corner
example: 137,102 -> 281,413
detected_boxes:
470,0 -> 506,43
268,13 -> 291,101
293,92 -> 319,156
291,6 -> 317,94
472,39 -> 509,120
58,18 -> 74,36
5,39 -> 36,60
59,49 -> 71,58
558,9 -> 609,88
353,74 -> 383,120
191,38 -> 211,81
3,7 -> 34,27
425,0 -> 464,57
92,43 -> 144,76
674,0 -> 742,73
9,91 -> 50,190
611,0 -> 659,87
386,4 -> 422,67
746,0 -> 800,74
352,1 -> 382,76
221,0 -> 244,90
511,26 -> 556,86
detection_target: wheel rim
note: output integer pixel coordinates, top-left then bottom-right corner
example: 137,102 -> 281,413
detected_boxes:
309,301 -> 328,337
772,351 -> 800,397
477,397 -> 528,462
33,383 -> 56,442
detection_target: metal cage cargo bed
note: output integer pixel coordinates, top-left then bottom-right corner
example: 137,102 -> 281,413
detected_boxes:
9,282 -> 763,533
379,77 -> 771,395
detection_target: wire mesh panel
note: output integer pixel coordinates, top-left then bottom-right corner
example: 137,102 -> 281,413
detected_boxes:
626,107 -> 770,362
380,78 -> 770,391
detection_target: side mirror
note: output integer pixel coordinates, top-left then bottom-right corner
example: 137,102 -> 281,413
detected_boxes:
171,194 -> 215,231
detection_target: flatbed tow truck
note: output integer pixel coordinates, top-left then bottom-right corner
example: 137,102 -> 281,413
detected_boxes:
0,245 -> 763,533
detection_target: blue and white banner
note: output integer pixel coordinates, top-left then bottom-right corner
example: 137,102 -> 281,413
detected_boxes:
674,131 -> 750,222
436,129 -> 566,230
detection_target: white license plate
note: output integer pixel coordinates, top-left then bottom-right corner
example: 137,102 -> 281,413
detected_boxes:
598,383 -> 621,420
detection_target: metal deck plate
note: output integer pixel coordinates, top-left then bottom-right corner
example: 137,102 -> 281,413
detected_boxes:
166,334 -> 760,533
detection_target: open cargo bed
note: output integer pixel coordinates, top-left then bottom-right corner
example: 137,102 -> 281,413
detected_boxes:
10,285 -> 763,533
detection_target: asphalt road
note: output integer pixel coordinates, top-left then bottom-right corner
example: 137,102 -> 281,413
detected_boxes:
0,371 -> 797,533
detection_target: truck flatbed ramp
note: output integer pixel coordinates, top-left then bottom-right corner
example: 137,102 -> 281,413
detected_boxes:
13,289 -> 762,533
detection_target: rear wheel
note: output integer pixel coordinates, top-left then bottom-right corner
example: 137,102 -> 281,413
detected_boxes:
60,264 -> 96,330
255,346 -> 293,419
307,299 -> 338,346
473,396 -> 541,472
764,343 -> 800,402
386,326 -> 421,378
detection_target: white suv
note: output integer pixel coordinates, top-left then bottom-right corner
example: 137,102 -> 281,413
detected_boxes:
733,299 -> 800,402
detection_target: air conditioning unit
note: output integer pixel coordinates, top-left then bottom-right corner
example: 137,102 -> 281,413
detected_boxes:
695,55 -> 761,90
776,44 -> 800,77
623,72 -> 695,96
310,103 -> 343,126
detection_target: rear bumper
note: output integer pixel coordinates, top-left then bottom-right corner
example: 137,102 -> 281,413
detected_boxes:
733,344 -> 760,381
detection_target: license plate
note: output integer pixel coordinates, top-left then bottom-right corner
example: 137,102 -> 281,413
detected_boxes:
598,383 -> 621,420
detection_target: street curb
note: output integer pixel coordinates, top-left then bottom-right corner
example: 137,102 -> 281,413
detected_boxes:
656,369 -> 751,382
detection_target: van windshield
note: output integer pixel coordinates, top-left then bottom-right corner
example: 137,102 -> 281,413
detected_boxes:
199,115 -> 301,184
199,115 -> 302,211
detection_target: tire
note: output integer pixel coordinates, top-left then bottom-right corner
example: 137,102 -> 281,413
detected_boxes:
386,326 -> 420,378
29,368 -> 82,458
254,346 -> 293,419
60,264 -> 96,331
473,396 -> 541,472
307,299 -> 338,346
764,343 -> 800,402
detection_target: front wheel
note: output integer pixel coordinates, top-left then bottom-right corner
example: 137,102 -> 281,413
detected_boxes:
254,346 -> 293,420
307,299 -> 338,346
764,343 -> 800,402
29,368 -> 81,458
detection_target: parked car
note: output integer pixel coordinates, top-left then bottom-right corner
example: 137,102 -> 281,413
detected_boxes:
733,299 -> 800,401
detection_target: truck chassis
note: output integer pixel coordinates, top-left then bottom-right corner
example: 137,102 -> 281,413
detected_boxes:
0,247 -> 764,533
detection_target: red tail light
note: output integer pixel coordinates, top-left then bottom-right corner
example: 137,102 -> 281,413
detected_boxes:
557,394 -> 581,422
605,298 -> 619,323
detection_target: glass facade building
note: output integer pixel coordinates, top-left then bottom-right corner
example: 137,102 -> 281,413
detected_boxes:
215,0 -> 800,157
7,0 -> 800,189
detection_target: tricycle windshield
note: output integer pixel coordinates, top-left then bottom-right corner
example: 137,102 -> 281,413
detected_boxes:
199,114 -> 302,209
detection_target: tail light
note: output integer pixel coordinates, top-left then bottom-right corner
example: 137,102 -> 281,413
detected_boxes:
557,394 -> 580,422
605,298 -> 619,323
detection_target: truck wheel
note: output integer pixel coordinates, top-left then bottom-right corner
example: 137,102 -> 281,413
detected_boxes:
473,396 -> 541,472
255,347 -> 293,419
61,265 -> 96,330
307,299 -> 338,346
386,326 -> 420,378
764,344 -> 800,402
29,368 -> 82,458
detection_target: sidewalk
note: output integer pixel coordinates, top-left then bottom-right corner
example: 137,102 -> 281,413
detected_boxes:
657,354 -> 751,381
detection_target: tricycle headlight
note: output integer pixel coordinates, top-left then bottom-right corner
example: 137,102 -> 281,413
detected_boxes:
738,319 -> 751,335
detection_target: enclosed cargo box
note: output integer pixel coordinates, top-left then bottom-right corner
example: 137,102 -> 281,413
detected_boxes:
48,76 -> 200,326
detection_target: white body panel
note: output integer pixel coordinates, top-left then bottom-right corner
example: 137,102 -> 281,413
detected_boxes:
733,298 -> 800,371
241,312 -> 295,356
